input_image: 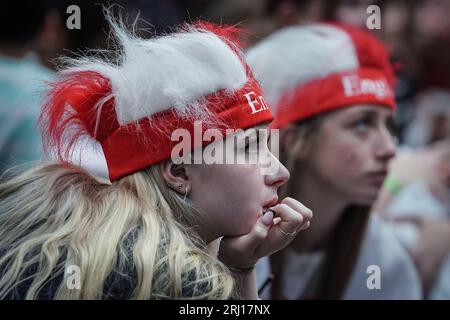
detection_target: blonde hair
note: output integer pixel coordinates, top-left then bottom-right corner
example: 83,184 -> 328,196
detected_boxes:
0,163 -> 234,299
0,13 -> 253,300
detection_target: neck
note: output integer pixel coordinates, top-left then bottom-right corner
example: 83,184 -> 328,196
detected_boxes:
288,169 -> 348,253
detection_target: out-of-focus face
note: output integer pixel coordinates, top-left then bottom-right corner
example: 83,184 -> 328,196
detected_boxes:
303,104 -> 396,205
187,125 -> 290,241
415,0 -> 450,40
336,0 -> 376,28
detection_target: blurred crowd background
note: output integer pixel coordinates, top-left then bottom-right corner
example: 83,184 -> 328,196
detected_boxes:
1,0 -> 449,299
2,0 -> 450,165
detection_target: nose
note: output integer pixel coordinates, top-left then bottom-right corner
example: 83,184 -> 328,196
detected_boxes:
264,152 -> 290,188
374,126 -> 396,161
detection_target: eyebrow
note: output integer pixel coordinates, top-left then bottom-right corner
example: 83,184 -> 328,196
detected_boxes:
353,110 -> 377,118
349,108 -> 395,121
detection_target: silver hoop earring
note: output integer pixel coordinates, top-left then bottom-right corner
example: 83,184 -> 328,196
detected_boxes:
183,185 -> 190,201
166,183 -> 176,191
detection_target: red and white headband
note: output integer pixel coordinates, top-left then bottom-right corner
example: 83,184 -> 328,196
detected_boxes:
270,67 -> 395,129
40,22 -> 273,182
99,74 -> 272,180
247,23 -> 397,129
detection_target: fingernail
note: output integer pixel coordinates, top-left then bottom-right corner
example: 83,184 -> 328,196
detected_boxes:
262,209 -> 274,226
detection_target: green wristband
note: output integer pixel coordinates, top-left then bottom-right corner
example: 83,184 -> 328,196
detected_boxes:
383,175 -> 403,196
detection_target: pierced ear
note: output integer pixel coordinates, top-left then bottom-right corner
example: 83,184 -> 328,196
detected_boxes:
160,160 -> 190,194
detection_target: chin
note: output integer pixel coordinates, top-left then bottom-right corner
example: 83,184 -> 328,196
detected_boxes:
227,226 -> 253,238
359,195 -> 378,206
348,190 -> 378,206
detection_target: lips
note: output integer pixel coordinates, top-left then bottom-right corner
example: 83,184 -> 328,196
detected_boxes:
263,196 -> 278,212
367,170 -> 388,184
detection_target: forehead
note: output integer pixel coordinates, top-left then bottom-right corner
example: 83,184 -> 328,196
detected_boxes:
328,104 -> 394,119
247,123 -> 269,131
233,123 -> 270,137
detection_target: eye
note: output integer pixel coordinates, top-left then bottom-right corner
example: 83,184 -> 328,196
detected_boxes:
385,117 -> 398,137
244,139 -> 251,150
245,135 -> 260,152
352,116 -> 374,133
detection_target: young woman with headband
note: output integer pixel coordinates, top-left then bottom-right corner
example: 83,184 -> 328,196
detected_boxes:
0,18 -> 312,300
247,23 -> 422,299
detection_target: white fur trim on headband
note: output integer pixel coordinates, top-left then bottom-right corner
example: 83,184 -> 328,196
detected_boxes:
246,24 -> 359,113
61,26 -> 248,126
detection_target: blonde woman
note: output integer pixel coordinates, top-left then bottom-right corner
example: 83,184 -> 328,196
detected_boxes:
0,18 -> 311,299
247,23 -> 422,299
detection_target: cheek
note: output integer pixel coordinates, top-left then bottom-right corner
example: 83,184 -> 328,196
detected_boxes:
190,165 -> 264,236
339,142 -> 367,174
314,135 -> 367,182
220,167 -> 265,234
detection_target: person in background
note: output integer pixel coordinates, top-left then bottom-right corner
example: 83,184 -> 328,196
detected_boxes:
247,23 -> 422,299
0,1 -> 57,173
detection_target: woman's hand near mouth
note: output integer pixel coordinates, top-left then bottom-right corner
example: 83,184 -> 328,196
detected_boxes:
218,197 -> 312,271
217,197 -> 312,299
